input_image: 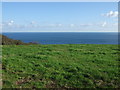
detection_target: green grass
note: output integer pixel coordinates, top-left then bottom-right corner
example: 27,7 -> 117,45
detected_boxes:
2,44 -> 120,88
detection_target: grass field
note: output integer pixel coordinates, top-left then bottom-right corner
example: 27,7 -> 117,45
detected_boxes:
2,44 -> 120,88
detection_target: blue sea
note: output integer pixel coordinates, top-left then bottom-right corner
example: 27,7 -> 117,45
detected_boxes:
2,32 -> 118,44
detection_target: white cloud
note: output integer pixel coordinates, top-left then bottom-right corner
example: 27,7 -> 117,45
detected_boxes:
80,23 -> 93,26
8,22 -> 13,26
102,21 -> 107,27
102,11 -> 118,18
2,20 -> 118,32
113,23 -> 118,26
30,21 -> 35,25
0,24 -> 2,29
70,24 -> 74,27
49,24 -> 56,27
29,21 -> 39,28
113,18 -> 118,21
3,20 -> 14,26
58,24 -> 62,27
10,20 -> 14,23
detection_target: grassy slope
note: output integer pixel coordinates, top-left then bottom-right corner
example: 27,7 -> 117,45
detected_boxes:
2,44 -> 120,88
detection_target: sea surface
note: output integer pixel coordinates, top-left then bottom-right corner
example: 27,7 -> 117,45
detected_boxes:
2,32 -> 118,44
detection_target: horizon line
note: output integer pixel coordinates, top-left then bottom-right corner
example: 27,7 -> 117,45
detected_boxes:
1,31 -> 119,33
2,0 -> 119,2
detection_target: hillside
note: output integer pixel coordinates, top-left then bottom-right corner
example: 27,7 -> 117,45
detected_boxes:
2,44 -> 120,88
0,34 -> 38,45
0,34 -> 25,45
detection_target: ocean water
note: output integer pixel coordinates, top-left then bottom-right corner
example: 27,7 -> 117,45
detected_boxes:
2,32 -> 118,44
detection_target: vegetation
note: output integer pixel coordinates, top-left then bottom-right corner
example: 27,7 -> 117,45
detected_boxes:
0,34 -> 38,45
2,44 -> 120,88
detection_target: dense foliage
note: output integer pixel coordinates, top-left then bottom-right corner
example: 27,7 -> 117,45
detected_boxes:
2,44 -> 120,88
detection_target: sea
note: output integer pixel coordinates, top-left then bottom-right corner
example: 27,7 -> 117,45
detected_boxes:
2,32 -> 119,44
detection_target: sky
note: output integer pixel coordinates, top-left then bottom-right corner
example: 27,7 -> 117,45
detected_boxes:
2,2 -> 118,32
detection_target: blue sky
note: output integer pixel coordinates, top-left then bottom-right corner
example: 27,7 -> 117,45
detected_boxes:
2,2 -> 118,32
